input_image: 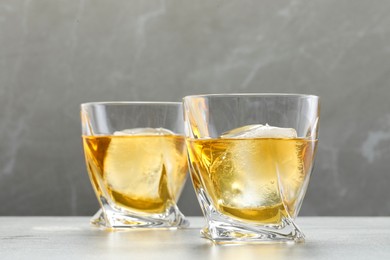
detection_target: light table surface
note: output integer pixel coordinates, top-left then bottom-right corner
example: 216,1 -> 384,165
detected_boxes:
1,217 -> 390,259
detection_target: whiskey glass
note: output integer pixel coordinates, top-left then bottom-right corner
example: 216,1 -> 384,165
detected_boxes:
81,102 -> 189,228
183,94 -> 319,243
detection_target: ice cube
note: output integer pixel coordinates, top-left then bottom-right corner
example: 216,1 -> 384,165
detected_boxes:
107,127 -> 176,200
209,141 -> 282,208
215,123 -> 297,208
104,136 -> 163,199
113,127 -> 175,136
220,124 -> 297,138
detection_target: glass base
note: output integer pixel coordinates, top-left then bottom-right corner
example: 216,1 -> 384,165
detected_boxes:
201,217 -> 304,244
90,198 -> 189,229
196,188 -> 304,243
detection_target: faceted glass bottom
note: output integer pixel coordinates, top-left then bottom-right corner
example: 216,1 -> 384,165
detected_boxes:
90,197 -> 189,229
201,217 -> 304,244
196,188 -> 304,243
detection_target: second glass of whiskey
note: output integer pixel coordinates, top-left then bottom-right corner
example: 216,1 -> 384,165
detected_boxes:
81,102 -> 189,229
183,94 -> 320,243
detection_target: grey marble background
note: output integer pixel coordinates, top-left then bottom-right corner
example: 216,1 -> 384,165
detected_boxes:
0,0 -> 389,216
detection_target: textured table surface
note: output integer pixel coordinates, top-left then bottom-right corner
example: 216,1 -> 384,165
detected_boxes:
1,217 -> 390,259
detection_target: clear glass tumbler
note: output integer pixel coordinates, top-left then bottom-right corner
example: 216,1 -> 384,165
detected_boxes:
183,94 -> 319,243
81,102 -> 189,229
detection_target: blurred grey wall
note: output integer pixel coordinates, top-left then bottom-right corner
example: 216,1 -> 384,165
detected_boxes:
0,0 -> 390,216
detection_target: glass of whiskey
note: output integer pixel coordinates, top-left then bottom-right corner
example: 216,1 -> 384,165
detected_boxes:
81,102 -> 189,229
183,94 -> 320,243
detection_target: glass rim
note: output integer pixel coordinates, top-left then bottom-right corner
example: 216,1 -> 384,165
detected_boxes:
81,101 -> 182,108
183,93 -> 319,100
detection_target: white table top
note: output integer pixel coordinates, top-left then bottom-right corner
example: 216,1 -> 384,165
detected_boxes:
1,217 -> 390,259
